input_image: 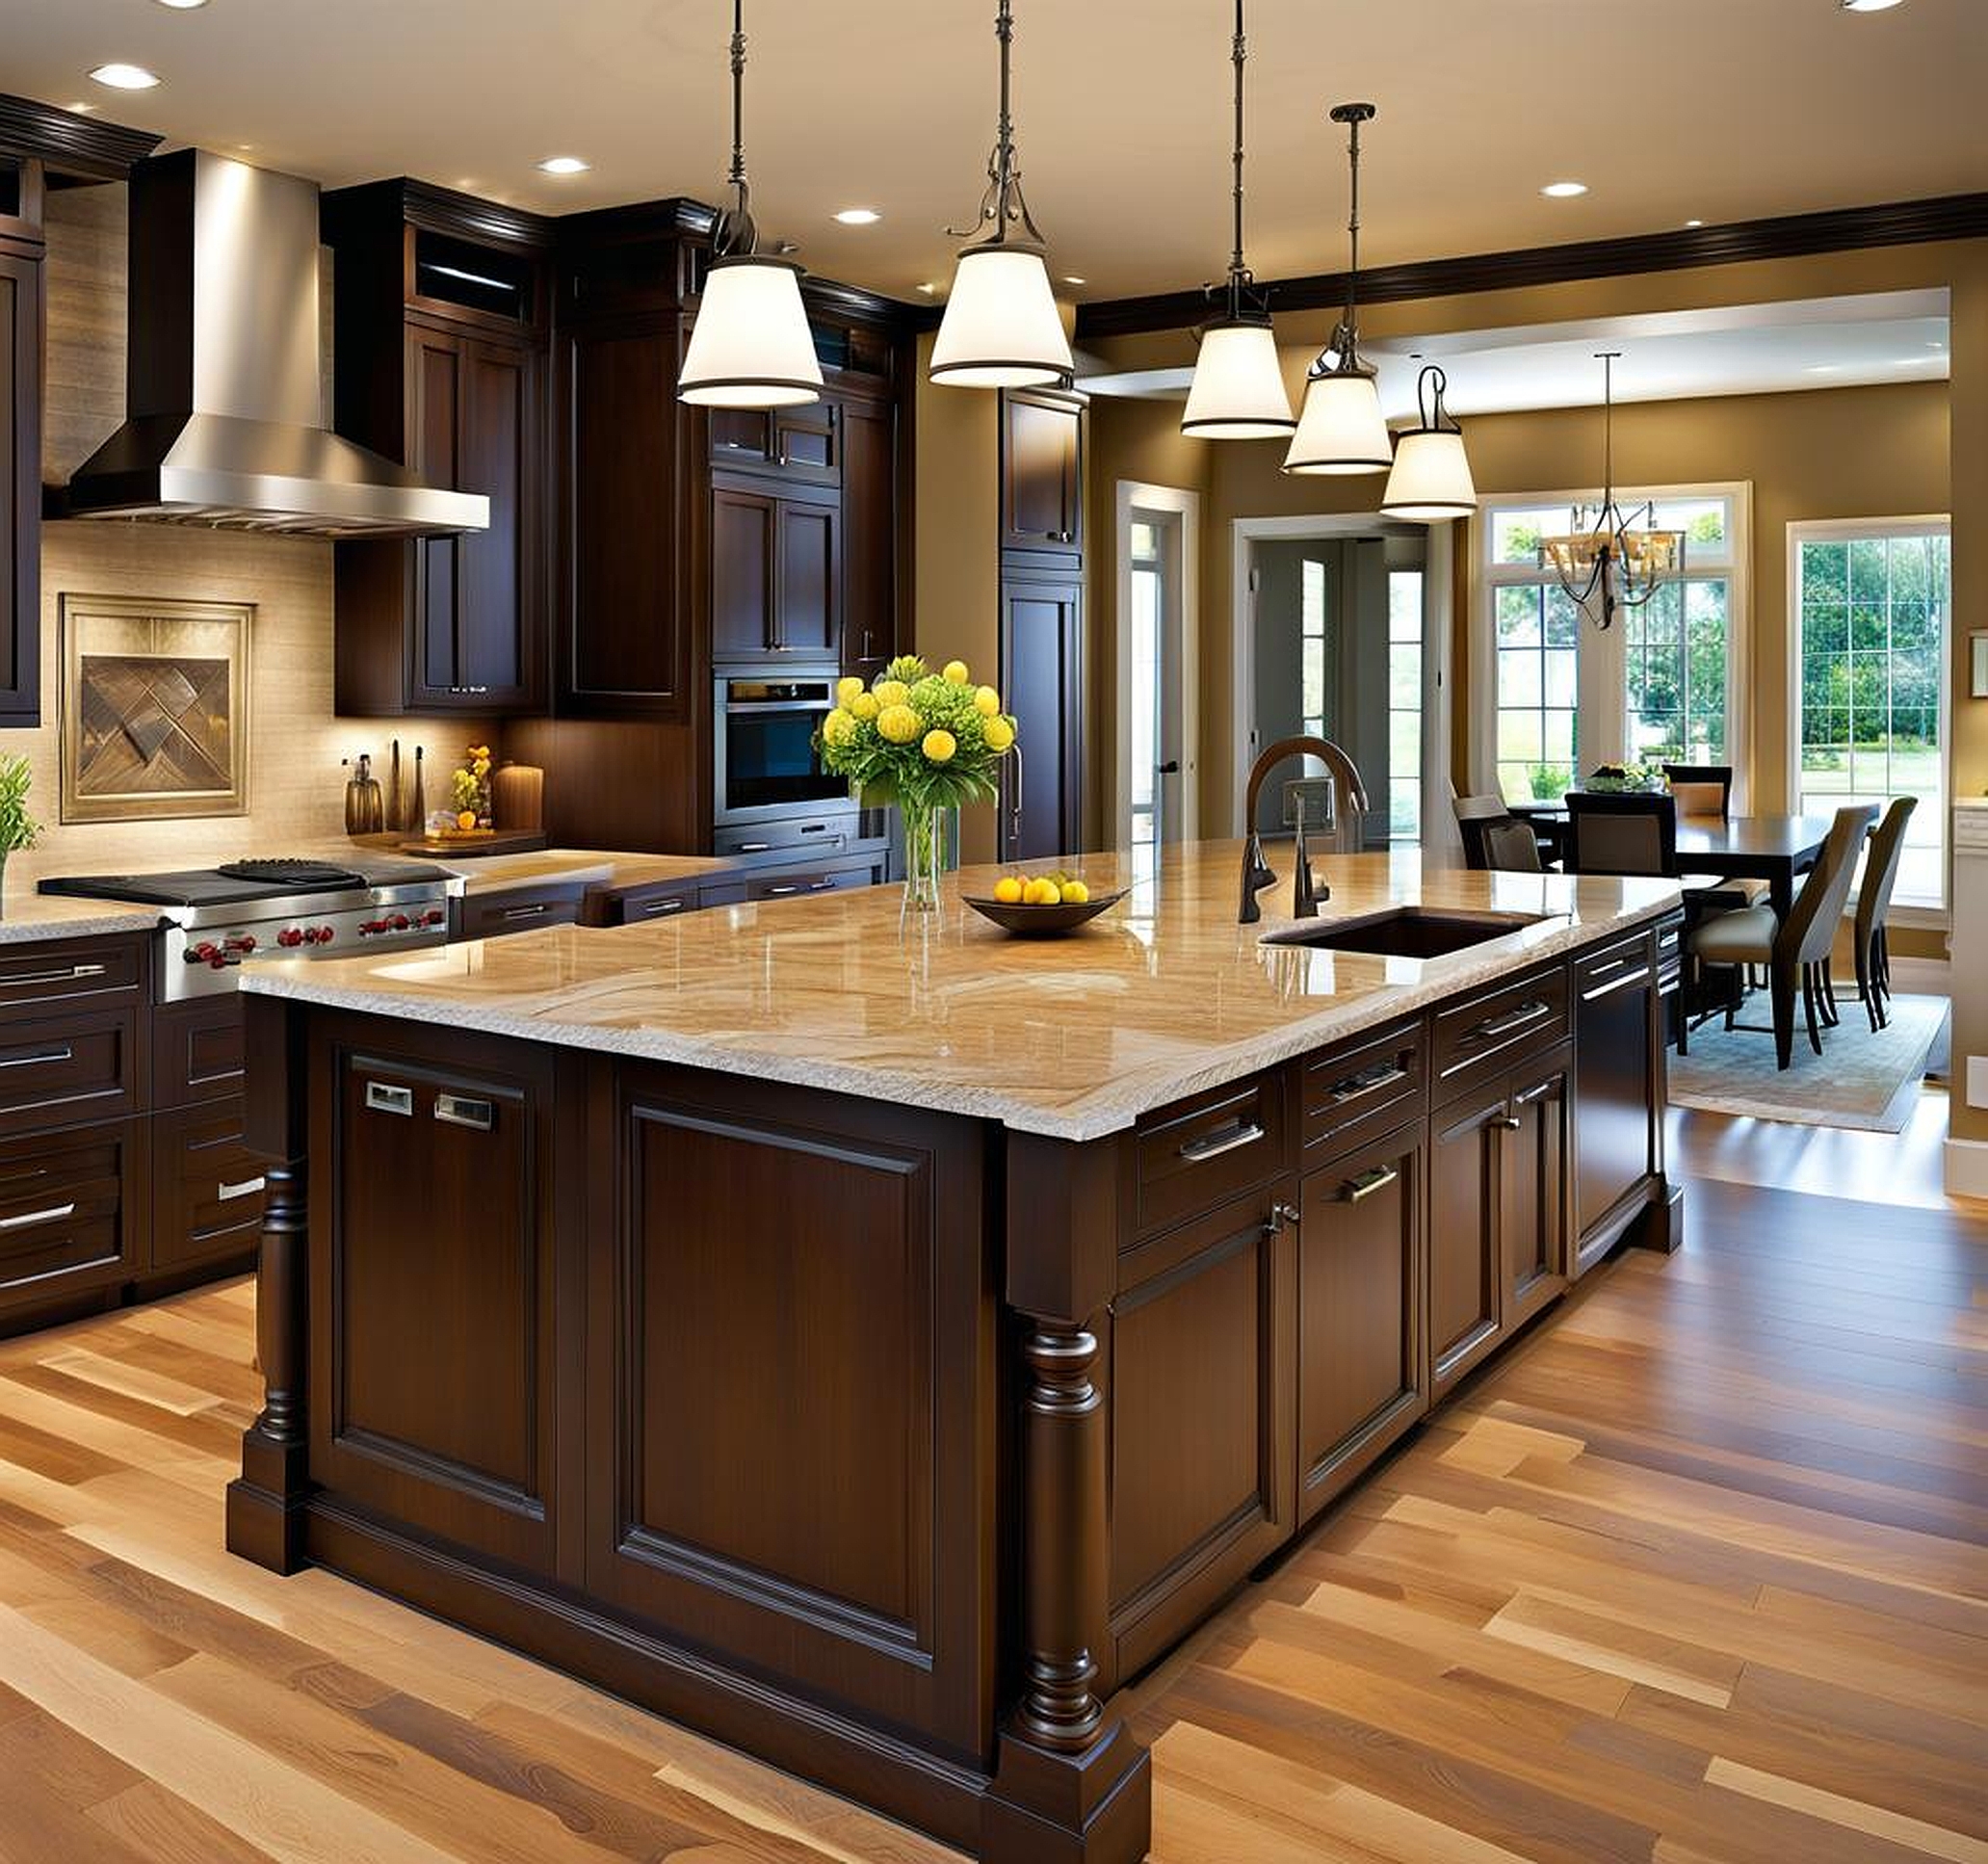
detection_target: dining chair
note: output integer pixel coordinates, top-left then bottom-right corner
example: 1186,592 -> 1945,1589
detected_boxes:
1481,818 -> 1543,872
1853,796 -> 1917,1032
1563,791 -> 1679,876
1686,803 -> 1879,1070
1662,763 -> 1734,820
1453,793 -> 1512,871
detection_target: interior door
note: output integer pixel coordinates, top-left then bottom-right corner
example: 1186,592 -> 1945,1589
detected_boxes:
1000,570 -> 1082,865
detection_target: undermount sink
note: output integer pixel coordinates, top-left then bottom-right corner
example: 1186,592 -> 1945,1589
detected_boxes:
1261,906 -> 1549,959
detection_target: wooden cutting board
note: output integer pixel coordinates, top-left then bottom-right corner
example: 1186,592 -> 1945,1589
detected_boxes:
396,829 -> 549,858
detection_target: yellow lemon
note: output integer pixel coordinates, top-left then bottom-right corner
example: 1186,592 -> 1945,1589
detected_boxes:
942,659 -> 971,685
974,685 -> 1002,717
1027,878 -> 1062,906
1061,880 -> 1090,905
982,717 -> 1015,753
850,691 -> 880,721
876,703 -> 921,745
993,876 -> 1024,905
922,728 -> 957,764
456,810 -> 478,831
875,679 -> 910,709
836,675 -> 865,707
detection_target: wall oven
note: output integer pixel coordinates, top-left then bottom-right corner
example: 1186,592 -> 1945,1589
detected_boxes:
714,669 -> 857,832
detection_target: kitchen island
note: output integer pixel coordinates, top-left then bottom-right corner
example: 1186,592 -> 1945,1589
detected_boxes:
225,840 -> 1685,1864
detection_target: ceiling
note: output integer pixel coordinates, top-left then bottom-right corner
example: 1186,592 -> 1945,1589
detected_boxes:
11,0 -> 1986,305
1080,291 -> 1954,414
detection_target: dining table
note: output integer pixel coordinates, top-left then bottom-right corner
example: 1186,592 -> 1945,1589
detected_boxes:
1509,801 -> 1841,920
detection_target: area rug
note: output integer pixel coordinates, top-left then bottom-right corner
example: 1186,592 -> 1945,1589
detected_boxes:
1669,993 -> 1949,1133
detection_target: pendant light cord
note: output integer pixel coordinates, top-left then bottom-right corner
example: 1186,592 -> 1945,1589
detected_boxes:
996,0 -> 1015,206
1229,0 -> 1247,282
1344,113 -> 1362,333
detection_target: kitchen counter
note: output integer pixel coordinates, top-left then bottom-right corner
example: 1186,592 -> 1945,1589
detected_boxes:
419,847 -> 737,897
0,890 -> 165,943
240,839 -> 1680,1141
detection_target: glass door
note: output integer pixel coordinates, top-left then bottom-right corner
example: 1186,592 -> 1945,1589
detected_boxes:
1129,513 -> 1184,879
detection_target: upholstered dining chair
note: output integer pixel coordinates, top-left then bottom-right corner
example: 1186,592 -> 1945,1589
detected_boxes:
1662,763 -> 1734,820
1853,796 -> 1917,1032
1481,818 -> 1543,872
1563,790 -> 1680,877
1454,793 -> 1513,871
1687,803 -> 1879,1070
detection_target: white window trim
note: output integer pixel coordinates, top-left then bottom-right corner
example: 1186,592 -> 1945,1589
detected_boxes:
1115,481 -> 1201,853
1473,481 -> 1753,809
1785,513 -> 1952,925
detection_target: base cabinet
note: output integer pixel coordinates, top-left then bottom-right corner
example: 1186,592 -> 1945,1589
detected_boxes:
0,1118 -> 145,1319
152,1101 -> 265,1273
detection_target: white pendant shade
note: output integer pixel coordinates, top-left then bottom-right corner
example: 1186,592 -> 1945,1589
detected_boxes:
1181,321 -> 1295,439
1282,370 -> 1391,475
930,246 -> 1073,389
680,256 -> 824,409
1379,428 -> 1478,522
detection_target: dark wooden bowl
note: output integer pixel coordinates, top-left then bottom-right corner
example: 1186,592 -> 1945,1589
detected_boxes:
960,889 -> 1127,937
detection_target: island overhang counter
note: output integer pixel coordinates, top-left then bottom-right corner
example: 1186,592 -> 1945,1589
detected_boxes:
224,842 -> 1685,1864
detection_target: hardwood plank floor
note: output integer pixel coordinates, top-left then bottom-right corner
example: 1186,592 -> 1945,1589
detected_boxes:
0,1099 -> 1981,1862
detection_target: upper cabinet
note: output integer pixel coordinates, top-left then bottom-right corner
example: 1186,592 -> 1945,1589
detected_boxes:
839,395 -> 899,681
1000,388 -> 1084,560
0,158 -> 43,727
323,182 -> 553,717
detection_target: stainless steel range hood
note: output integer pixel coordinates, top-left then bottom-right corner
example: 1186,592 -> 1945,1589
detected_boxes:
65,150 -> 488,538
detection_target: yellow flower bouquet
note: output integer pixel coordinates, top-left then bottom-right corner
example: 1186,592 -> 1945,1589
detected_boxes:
815,654 -> 1017,910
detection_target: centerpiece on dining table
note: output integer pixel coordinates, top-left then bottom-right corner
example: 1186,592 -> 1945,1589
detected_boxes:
815,655 -> 1016,912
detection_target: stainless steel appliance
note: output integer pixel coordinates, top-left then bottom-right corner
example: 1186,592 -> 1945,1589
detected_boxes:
714,669 -> 859,834
39,857 -> 462,1001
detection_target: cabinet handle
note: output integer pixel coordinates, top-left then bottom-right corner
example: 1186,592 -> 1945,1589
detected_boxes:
434,1093 -> 494,1132
500,904 -> 550,923
1512,1078 -> 1559,1109
1263,1200 -> 1301,1236
641,897 -> 688,916
1466,999 -> 1552,1042
365,1082 -> 414,1116
218,1176 -> 266,1202
736,842 -> 773,853
808,879 -> 837,891
1178,1119 -> 1266,1164
1492,1113 -> 1524,1130
1326,1061 -> 1408,1105
764,884 -> 802,898
0,1201 -> 77,1232
1582,966 -> 1652,1003
448,685 -> 491,696
1342,1166 -> 1399,1204
3,962 -> 108,987
0,1043 -> 72,1069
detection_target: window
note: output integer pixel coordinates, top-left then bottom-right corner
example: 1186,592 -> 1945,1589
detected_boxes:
1299,558 -> 1331,742
1388,570 -> 1424,842
1792,519 -> 1951,910
1478,487 -> 1746,804
1129,519 -> 1162,867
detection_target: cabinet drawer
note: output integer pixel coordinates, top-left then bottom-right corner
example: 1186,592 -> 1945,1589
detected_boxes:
0,1006 -> 143,1136
452,884 -> 585,941
0,1117 -> 144,1316
152,1099 -> 265,1273
1302,1018 -> 1426,1161
1574,928 -> 1656,1000
1134,1070 -> 1289,1241
0,935 -> 144,1022
1430,961 -> 1570,1108
585,880 -> 702,928
153,994 -> 246,1108
746,860 -> 881,904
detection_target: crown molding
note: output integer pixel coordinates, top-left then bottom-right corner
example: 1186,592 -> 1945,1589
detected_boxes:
0,92 -> 162,182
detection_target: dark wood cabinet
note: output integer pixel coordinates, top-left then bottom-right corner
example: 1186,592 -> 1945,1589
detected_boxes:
1573,922 -> 1673,1275
0,240 -> 43,725
1296,1121 -> 1426,1520
151,1099 -> 264,1273
840,397 -> 897,678
999,568 -> 1083,864
711,484 -> 840,662
0,1117 -> 145,1321
1000,389 -> 1083,558
451,882 -> 588,942
1428,1079 -> 1507,1396
709,402 -> 842,486
1501,1055 -> 1571,1330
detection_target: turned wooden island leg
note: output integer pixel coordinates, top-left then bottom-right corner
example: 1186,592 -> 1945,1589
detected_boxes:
225,997 -> 314,1574
983,1136 -> 1152,1864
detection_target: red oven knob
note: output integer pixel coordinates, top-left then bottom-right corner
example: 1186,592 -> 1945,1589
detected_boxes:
276,928 -> 301,949
423,908 -> 445,927
317,926 -> 336,943
229,933 -> 256,953
390,913 -> 409,932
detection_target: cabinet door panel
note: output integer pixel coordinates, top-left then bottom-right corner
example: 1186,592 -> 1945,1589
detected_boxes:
1001,391 -> 1082,554
840,399 -> 896,677
1574,932 -> 1658,1261
1503,1058 -> 1570,1328
0,1119 -> 144,1319
409,328 -> 463,696
1297,1125 -> 1426,1518
775,498 -> 840,659
1428,1081 -> 1505,1396
152,1099 -> 264,1273
455,339 -> 539,703
711,488 -> 776,660
999,573 -> 1082,864
0,249 -> 40,722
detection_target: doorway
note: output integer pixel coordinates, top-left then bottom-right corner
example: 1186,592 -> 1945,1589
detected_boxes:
1114,483 -> 1200,877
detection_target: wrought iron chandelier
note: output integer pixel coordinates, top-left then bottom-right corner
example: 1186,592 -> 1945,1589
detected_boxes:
1180,0 -> 1294,439
929,0 -> 1073,390
1540,353 -> 1684,629
678,0 -> 824,409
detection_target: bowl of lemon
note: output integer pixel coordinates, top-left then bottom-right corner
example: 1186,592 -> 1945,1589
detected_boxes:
962,872 -> 1126,937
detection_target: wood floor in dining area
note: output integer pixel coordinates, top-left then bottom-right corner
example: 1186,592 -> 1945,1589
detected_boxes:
0,1161 -> 1983,1860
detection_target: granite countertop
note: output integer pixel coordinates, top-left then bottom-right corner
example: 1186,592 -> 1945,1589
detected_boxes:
239,840 -> 1680,1141
434,849 -> 738,897
0,892 -> 165,944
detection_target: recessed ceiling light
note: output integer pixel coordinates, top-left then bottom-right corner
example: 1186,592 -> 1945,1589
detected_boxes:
916,282 -> 938,296
1842,0 -> 1905,12
154,0 -> 209,9
833,207 -> 881,225
89,62 -> 161,90
1540,180 -> 1588,198
65,100 -> 99,115
536,155 -> 589,176
1062,276 -> 1087,286
1684,219 -> 1705,229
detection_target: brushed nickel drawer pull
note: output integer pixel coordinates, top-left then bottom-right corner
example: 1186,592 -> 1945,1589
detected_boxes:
365,1082 -> 413,1116
1582,966 -> 1652,1003
1328,1061 -> 1408,1105
3,962 -> 108,987
434,1093 -> 494,1132
1467,999 -> 1552,1042
764,883 -> 802,897
1178,1119 -> 1266,1164
1513,1079 -> 1559,1108
641,897 -> 688,916
1493,1113 -> 1524,1130
1263,1200 -> 1301,1235
0,1043 -> 72,1069
500,904 -> 550,922
218,1176 -> 266,1202
1343,1166 -> 1399,1204
0,1201 -> 77,1232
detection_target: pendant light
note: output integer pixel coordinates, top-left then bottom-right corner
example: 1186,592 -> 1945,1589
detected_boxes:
1283,103 -> 1392,475
679,0 -> 824,410
929,0 -> 1073,390
1381,365 -> 1477,522
1181,0 -> 1294,439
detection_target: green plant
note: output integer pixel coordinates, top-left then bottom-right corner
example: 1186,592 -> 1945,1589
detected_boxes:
815,654 -> 1016,813
0,754 -> 41,855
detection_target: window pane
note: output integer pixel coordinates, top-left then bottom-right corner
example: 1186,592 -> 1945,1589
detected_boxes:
1491,507 -> 1565,565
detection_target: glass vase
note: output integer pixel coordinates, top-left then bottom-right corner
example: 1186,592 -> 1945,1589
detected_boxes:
900,800 -> 951,914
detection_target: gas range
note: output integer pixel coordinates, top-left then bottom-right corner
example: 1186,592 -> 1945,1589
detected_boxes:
40,857 -> 463,1000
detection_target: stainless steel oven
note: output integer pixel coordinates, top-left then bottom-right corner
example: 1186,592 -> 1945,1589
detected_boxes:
713,669 -> 857,831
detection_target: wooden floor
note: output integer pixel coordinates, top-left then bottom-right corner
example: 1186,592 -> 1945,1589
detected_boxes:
0,1105 -> 1983,1862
